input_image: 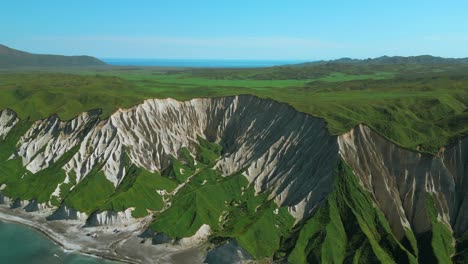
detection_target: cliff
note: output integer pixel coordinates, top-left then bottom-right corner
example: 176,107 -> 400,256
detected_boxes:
0,95 -> 466,263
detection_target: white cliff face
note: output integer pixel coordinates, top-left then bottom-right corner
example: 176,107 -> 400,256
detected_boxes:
86,208 -> 139,227
0,109 -> 18,139
338,124 -> 465,239
39,96 -> 337,219
63,120 -> 122,185
441,137 -> 468,236
212,97 -> 338,219
24,200 -> 49,212
3,95 -> 466,239
0,194 -> 14,205
0,96 -> 339,222
63,98 -> 216,186
178,224 -> 212,247
10,199 -> 31,209
48,204 -> 88,222
2,95 -> 468,257
14,110 -> 101,173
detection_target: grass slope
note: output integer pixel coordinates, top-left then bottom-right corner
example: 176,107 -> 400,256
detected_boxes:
422,193 -> 455,264
150,169 -> 295,259
150,140 -> 294,259
63,157 -> 178,217
103,166 -> 177,217
287,161 -> 418,264
0,121 -> 78,203
64,169 -> 115,214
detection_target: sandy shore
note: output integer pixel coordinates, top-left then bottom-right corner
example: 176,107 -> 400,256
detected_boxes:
0,205 -> 208,264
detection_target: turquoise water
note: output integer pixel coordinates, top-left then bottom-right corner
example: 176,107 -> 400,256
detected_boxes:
101,58 -> 309,68
0,221 -> 117,264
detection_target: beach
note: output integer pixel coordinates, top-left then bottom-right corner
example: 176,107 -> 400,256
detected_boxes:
0,204 -> 208,264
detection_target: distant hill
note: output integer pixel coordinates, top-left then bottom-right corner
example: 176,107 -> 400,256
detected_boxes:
0,44 -> 106,68
294,55 -> 468,66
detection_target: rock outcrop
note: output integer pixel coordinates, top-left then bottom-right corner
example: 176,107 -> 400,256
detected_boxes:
0,109 -> 18,140
47,204 -> 88,222
14,110 -> 101,173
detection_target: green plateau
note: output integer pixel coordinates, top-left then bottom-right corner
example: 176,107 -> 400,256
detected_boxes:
1,62 -> 467,153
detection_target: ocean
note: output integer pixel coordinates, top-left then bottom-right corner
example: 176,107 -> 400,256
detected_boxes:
101,58 -> 308,68
0,221 -> 116,264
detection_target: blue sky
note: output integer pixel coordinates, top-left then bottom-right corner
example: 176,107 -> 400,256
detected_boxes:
1,0 -> 468,59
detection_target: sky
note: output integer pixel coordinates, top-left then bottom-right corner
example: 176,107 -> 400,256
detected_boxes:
1,0 -> 468,60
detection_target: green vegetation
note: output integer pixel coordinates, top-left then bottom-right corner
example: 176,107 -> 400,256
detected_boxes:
103,166 -> 177,217
151,168 -> 294,259
0,123 -> 178,217
51,171 -> 77,207
162,148 -> 198,183
287,161 -> 417,264
0,73 -> 144,120
150,139 -> 294,259
1,63 -> 467,153
196,136 -> 222,166
63,158 -> 178,217
0,62 -> 466,261
150,170 -> 248,237
64,169 -> 115,214
0,148 -> 77,203
217,185 -> 295,259
0,121 -> 78,203
424,194 -> 455,263
0,44 -> 105,68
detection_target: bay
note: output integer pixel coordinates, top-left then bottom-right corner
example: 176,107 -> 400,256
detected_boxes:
0,221 -> 117,264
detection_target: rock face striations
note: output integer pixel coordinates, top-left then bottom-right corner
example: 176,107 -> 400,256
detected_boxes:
7,96 -> 338,219
0,95 -> 467,263
339,125 -> 468,239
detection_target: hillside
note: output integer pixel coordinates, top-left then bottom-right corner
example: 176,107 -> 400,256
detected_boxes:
295,55 -> 468,66
0,96 -> 467,263
0,44 -> 106,68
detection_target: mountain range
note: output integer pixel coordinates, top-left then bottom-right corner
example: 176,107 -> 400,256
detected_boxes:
292,55 -> 468,66
3,44 -> 468,69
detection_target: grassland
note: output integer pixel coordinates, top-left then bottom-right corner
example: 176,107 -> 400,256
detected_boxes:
1,63 -> 467,153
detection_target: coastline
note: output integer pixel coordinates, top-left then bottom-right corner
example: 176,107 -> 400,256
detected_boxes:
0,206 -> 136,264
0,205 -> 208,264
